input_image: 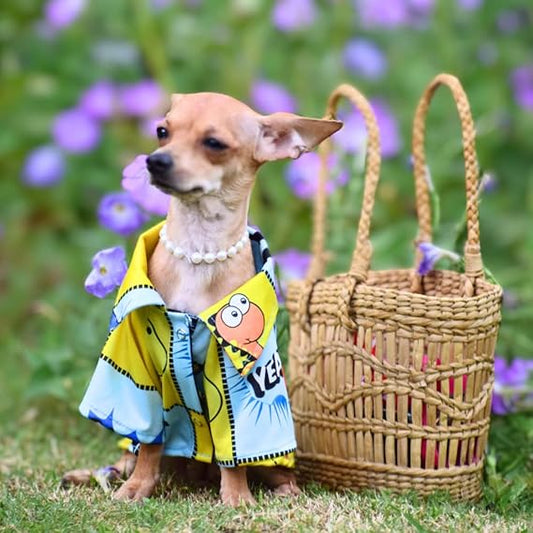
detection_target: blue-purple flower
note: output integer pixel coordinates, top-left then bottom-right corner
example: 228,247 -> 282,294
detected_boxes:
355,0 -> 434,29
22,145 -> 65,187
52,107 -> 101,153
97,192 -> 148,236
343,39 -> 388,80
85,246 -> 127,298
119,80 -> 165,117
79,80 -> 116,121
334,99 -> 401,158
44,0 -> 87,30
456,0 -> 483,11
122,155 -> 170,216
356,0 -> 410,28
479,172 -> 498,194
416,242 -> 460,275
250,80 -> 297,114
492,357 -> 533,415
271,0 -> 316,32
150,0 -> 173,10
496,10 -> 522,34
275,249 -> 312,301
286,152 -> 348,199
510,66 -> 533,112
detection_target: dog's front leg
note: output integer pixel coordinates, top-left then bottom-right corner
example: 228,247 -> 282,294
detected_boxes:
219,466 -> 256,506
113,443 -> 162,502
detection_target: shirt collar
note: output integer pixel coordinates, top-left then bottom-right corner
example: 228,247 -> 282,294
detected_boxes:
111,222 -> 276,326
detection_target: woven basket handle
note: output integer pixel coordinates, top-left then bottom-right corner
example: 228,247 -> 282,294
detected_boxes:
412,73 -> 484,296
306,83 -> 381,282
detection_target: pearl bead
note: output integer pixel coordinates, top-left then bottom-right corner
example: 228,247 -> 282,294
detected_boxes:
227,246 -> 237,258
159,224 -> 251,265
190,252 -> 203,264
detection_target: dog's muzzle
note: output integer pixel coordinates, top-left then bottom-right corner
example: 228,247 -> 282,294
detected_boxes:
147,153 -> 174,175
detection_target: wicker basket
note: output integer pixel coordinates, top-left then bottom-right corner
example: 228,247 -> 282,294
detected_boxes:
286,75 -> 503,501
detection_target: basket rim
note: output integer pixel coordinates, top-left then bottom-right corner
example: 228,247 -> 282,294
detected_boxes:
287,267 -> 503,306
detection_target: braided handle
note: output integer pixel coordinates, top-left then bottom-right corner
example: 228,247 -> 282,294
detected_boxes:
412,73 -> 484,295
306,83 -> 381,282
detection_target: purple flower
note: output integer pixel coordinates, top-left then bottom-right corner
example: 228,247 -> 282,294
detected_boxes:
85,247 -> 127,298
334,99 -> 401,158
79,80 -> 116,121
343,39 -> 388,80
150,0 -> 173,10
502,290 -> 519,310
250,80 -> 297,114
97,192 -> 148,236
373,99 -> 401,158
456,0 -> 483,11
356,0 -> 410,28
355,0 -> 434,28
286,152 -> 348,199
275,249 -> 312,301
44,0 -> 86,30
122,155 -> 170,216
416,242 -> 460,275
497,10 -> 522,34
271,0 -> 316,32
492,356 -> 533,415
510,66 -> 533,112
52,108 -> 101,154
22,145 -> 65,187
119,80 -> 165,117
479,172 -> 497,193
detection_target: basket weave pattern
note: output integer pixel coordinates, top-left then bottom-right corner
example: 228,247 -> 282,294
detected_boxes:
286,76 -> 502,501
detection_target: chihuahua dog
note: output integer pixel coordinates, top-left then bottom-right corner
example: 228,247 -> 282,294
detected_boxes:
65,92 -> 341,506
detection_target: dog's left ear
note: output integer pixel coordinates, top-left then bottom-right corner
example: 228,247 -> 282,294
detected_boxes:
253,112 -> 343,163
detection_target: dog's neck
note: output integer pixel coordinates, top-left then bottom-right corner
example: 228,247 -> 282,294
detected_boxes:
149,191 -> 256,314
165,192 -> 250,256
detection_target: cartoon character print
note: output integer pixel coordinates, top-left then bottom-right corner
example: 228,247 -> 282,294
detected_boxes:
214,294 -> 265,359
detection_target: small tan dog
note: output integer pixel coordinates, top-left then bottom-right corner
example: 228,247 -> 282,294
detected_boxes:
65,92 -> 341,505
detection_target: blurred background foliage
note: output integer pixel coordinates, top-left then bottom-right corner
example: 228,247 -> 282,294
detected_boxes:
0,0 -> 531,464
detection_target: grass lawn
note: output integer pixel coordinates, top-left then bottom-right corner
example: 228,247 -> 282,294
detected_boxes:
1,398 -> 531,533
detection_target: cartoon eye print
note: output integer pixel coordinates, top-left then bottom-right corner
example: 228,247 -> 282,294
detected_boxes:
213,294 -> 266,359
220,306 -> 243,328
229,293 -> 250,314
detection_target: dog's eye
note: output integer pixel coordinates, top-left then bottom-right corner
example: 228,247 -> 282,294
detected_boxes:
203,137 -> 228,151
156,127 -> 169,140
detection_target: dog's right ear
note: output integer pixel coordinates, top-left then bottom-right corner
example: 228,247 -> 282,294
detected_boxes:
253,112 -> 342,164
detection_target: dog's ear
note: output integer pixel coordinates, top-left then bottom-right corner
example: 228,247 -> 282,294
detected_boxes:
253,113 -> 342,163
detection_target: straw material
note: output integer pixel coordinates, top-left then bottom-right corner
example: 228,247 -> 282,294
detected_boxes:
286,76 -> 502,501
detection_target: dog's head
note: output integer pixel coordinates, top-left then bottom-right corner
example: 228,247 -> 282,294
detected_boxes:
146,92 -> 342,199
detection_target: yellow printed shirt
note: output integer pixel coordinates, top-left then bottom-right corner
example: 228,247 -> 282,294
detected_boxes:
79,222 -> 296,467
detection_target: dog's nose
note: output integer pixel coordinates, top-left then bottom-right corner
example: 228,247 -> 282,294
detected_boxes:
147,153 -> 173,174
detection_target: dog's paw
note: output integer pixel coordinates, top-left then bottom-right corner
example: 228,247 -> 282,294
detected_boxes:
272,481 -> 301,497
220,486 -> 256,507
112,476 -> 158,502
61,469 -> 93,488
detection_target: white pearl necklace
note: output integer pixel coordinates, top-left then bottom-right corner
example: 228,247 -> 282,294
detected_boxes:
159,224 -> 249,265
